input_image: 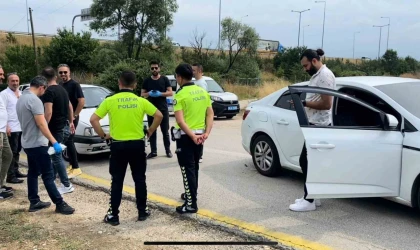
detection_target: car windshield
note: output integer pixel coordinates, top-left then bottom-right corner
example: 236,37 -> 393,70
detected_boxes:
375,82 -> 420,119
206,80 -> 224,92
82,86 -> 111,108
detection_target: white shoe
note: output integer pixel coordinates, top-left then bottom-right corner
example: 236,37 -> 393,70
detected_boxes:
58,183 -> 75,195
199,158 -> 203,163
295,197 -> 321,207
289,199 -> 316,212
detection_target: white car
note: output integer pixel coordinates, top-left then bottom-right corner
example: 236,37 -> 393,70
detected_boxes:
166,75 -> 240,119
19,83 -> 149,159
241,76 -> 420,210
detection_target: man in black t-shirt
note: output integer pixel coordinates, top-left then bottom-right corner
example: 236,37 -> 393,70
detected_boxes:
41,67 -> 75,195
141,60 -> 173,159
58,64 -> 85,178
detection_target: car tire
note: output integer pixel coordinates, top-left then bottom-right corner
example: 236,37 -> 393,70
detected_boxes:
251,134 -> 282,177
62,148 -> 70,162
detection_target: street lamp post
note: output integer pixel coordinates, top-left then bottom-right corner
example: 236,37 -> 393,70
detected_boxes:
292,9 -> 310,47
218,0 -> 221,50
381,17 -> 390,51
353,31 -> 360,59
303,25 -> 310,46
315,1 -> 326,49
373,25 -> 387,59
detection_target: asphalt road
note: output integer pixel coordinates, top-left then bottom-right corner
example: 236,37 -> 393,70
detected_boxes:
21,115 -> 420,250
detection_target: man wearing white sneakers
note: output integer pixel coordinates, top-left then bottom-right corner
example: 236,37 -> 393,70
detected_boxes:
289,48 -> 336,212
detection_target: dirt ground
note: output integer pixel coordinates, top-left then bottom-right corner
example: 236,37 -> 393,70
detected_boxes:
0,182 -> 277,250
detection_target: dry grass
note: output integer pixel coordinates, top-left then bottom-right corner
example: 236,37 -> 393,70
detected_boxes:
400,72 -> 420,79
223,72 -> 290,100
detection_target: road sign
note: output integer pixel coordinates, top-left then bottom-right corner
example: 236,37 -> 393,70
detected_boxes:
257,39 -> 280,52
81,8 -> 93,21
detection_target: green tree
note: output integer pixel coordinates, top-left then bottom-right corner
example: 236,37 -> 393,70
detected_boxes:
221,17 -> 259,74
273,46 -> 307,81
89,0 -> 178,60
2,45 -> 42,83
381,49 -> 399,76
89,47 -> 123,74
44,28 -> 99,72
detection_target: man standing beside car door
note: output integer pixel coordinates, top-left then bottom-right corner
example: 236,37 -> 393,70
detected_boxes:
58,64 -> 85,179
289,49 -> 336,212
141,60 -> 173,159
192,63 -> 207,163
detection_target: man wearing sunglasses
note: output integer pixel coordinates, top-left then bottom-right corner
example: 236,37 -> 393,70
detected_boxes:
58,64 -> 85,179
1,73 -> 26,185
141,60 -> 173,159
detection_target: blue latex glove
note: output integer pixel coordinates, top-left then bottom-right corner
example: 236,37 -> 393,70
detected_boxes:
53,142 -> 62,154
154,91 -> 162,97
149,91 -> 157,98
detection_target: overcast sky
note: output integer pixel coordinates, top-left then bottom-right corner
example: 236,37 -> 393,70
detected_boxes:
1,0 -> 420,60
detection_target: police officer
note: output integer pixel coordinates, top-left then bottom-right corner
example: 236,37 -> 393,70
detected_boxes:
90,71 -> 163,226
172,64 -> 214,214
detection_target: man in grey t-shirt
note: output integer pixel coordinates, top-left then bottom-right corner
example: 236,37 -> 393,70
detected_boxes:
16,76 -> 75,215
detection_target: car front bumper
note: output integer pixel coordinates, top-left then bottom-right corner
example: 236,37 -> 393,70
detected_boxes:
74,136 -> 110,155
212,101 -> 240,117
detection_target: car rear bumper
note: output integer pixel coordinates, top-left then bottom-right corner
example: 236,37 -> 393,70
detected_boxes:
212,101 -> 240,117
74,136 -> 110,155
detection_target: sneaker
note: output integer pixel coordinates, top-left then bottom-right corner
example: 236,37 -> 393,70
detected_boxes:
146,152 -> 157,159
68,168 -> 82,179
66,165 -> 72,174
294,197 -> 321,207
56,201 -> 75,215
29,201 -> 51,212
176,203 -> 198,214
6,178 -> 24,184
0,191 -> 13,200
166,151 -> 173,158
58,183 -> 75,195
289,199 -> 316,212
138,209 -> 151,221
104,214 -> 120,226
1,186 -> 13,193
199,158 -> 203,163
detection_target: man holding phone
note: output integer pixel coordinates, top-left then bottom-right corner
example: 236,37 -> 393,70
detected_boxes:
141,60 -> 173,159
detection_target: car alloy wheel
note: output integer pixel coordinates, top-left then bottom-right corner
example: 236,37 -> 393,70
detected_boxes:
254,141 -> 274,171
62,148 -> 70,162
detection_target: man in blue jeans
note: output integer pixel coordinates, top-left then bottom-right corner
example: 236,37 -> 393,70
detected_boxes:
16,76 -> 75,214
41,67 -> 75,195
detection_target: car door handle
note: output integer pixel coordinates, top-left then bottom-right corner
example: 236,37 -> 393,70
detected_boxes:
276,120 -> 289,125
310,143 -> 335,149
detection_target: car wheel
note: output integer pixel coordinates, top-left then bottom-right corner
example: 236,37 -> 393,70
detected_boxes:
251,134 -> 282,177
62,148 -> 70,162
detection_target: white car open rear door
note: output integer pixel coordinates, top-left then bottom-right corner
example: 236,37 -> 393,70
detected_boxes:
289,86 -> 403,199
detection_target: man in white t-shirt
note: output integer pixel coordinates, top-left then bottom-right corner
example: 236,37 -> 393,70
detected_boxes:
289,49 -> 336,212
192,63 -> 207,163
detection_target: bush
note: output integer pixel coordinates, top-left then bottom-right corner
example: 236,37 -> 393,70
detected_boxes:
89,48 -> 122,74
2,45 -> 43,83
94,59 -> 149,95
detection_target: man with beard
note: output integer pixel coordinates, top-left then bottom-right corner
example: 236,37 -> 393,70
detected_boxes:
289,49 -> 336,212
0,73 -> 26,185
58,64 -> 85,179
141,60 -> 173,159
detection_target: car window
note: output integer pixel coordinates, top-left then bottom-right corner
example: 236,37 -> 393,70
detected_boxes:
333,96 -> 383,128
206,80 -> 224,93
82,87 -> 111,108
169,80 -> 177,91
274,91 -> 306,111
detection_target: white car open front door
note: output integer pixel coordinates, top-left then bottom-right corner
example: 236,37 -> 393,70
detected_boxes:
289,86 -> 403,199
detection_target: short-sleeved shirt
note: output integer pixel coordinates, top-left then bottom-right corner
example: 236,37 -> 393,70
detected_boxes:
173,83 -> 212,130
305,65 -> 336,126
16,89 -> 49,149
142,75 -> 171,111
94,89 -> 157,141
194,77 -> 208,91
40,85 -> 69,132
60,79 -> 84,112
0,87 -> 22,132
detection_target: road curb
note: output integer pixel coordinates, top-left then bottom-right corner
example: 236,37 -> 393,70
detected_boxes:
70,177 -> 290,250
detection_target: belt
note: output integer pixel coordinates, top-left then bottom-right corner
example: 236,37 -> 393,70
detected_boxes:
180,129 -> 205,135
106,138 -> 145,146
170,127 -> 205,141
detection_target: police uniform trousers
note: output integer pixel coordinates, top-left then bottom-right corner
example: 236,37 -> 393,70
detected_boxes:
176,135 -> 203,207
108,139 -> 148,216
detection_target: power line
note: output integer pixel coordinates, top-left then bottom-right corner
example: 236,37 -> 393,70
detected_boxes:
37,0 -> 76,20
7,0 -> 56,31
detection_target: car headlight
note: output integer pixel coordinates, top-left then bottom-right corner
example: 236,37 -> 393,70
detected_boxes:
84,127 -> 97,137
211,96 -> 223,102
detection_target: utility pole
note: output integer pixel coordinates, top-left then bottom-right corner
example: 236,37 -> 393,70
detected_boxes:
373,25 -> 387,59
292,9 -> 310,47
381,17 -> 390,51
353,31 -> 360,59
29,8 -> 39,72
72,14 -> 81,34
26,0 -> 29,34
315,1 -> 326,49
218,0 -> 221,50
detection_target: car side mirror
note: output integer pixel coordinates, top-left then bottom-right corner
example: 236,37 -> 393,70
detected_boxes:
384,114 -> 398,130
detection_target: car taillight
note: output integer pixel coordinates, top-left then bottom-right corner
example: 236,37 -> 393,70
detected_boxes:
243,110 -> 250,120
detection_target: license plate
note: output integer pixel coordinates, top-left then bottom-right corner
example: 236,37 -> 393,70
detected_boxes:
228,106 -> 237,110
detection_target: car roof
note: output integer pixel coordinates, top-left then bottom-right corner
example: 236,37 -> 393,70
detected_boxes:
20,83 -> 99,88
334,76 -> 419,87
166,75 -> 214,81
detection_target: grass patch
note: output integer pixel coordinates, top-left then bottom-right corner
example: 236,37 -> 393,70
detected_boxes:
0,209 -> 47,243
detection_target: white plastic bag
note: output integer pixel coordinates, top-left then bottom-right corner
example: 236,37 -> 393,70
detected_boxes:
48,143 -> 67,155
